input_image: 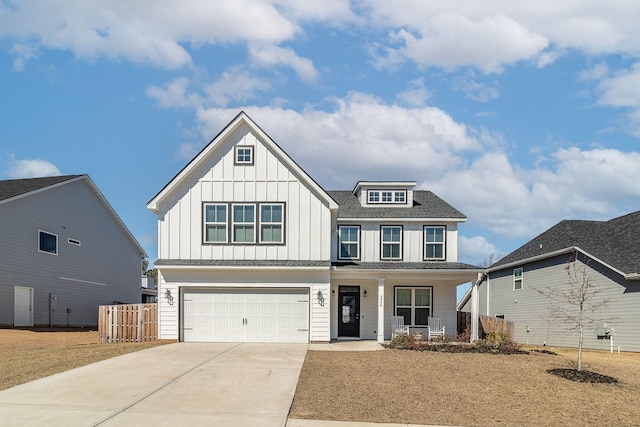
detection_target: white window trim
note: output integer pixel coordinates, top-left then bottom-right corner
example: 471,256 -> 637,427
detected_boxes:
395,286 -> 432,327
380,225 -> 402,261
424,225 -> 446,260
203,203 -> 228,243
338,225 -> 360,260
234,146 -> 254,165
231,203 -> 256,243
368,189 -> 407,204
38,230 -> 58,255
259,203 -> 285,244
513,267 -> 523,290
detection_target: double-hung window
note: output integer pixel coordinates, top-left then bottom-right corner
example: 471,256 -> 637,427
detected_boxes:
424,226 -> 446,260
513,267 -> 523,290
395,287 -> 432,327
338,226 -> 360,259
204,204 -> 228,243
260,204 -> 284,243
381,226 -> 402,260
39,230 -> 58,255
232,204 -> 255,243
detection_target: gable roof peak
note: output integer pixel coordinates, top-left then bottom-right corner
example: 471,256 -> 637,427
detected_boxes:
147,111 -> 338,212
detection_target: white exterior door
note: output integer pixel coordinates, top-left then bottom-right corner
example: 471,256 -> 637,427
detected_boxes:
182,288 -> 309,343
14,286 -> 33,327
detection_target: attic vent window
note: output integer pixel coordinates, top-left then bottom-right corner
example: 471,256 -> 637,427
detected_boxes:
235,146 -> 254,165
68,238 -> 81,246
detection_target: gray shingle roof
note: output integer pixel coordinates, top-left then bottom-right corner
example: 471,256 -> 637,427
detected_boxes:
155,259 -> 331,267
0,175 -> 82,202
332,261 -> 480,270
328,190 -> 466,219
491,211 -> 640,275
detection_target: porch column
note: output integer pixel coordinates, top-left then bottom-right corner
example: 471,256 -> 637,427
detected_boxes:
377,278 -> 385,343
470,273 -> 482,342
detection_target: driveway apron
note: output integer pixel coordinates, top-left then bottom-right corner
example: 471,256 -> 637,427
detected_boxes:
0,342 -> 308,427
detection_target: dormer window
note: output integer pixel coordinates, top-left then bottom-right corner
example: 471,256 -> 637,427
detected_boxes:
367,189 -> 407,204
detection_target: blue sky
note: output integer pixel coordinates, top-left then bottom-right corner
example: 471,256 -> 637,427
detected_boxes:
2,1 -> 640,299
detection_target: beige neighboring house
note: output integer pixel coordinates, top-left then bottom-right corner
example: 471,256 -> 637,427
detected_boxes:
147,112 -> 481,343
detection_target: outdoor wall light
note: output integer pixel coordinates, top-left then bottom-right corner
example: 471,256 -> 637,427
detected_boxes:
363,289 -> 368,297
165,289 -> 174,306
331,289 -> 335,296
317,290 -> 325,307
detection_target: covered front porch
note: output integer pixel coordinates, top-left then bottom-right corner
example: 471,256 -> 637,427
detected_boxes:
329,264 -> 481,343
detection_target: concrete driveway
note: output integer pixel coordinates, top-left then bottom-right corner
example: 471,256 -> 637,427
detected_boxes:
0,342 -> 307,427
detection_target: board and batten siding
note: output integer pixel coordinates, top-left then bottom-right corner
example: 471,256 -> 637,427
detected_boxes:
157,126 -> 331,262
334,222 -> 459,263
0,179 -> 142,326
157,268 -> 331,342
330,279 -> 458,340
486,255 -> 640,352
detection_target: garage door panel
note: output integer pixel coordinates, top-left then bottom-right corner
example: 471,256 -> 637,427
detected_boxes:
182,288 -> 309,343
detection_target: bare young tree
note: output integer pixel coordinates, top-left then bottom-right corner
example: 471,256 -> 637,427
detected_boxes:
536,254 -> 613,371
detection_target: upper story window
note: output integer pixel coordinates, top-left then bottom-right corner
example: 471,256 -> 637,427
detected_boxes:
232,204 -> 255,243
368,190 -> 407,204
39,230 -> 58,255
513,267 -> 523,290
260,204 -> 284,244
338,225 -> 360,260
424,226 -> 445,260
203,202 -> 285,245
235,146 -> 254,165
381,226 -> 402,260
204,204 -> 228,243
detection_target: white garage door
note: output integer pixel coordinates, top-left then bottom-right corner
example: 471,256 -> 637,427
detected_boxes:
182,288 -> 309,343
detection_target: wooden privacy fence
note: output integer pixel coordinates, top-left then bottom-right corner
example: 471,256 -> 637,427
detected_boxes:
479,314 -> 515,338
98,303 -> 158,343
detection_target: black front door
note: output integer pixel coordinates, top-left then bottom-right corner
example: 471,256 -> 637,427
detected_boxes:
338,286 -> 360,337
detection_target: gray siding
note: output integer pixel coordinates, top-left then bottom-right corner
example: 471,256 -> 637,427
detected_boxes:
0,179 -> 142,326
486,254 -> 640,352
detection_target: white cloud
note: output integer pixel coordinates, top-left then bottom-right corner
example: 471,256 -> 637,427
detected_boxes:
248,44 -> 319,83
452,71 -> 501,102
384,14 -> 548,73
147,77 -> 193,108
459,235 -> 503,266
0,0 -> 299,69
6,158 -> 61,179
396,78 -> 431,106
195,93 -> 481,188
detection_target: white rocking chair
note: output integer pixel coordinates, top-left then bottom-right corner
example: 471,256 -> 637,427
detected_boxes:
428,316 -> 445,340
392,316 -> 410,338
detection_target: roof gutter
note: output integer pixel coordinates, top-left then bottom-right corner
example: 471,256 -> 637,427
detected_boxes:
488,246 -> 633,280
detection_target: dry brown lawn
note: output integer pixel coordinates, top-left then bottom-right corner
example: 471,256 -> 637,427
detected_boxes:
0,328 -> 167,391
290,346 -> 640,426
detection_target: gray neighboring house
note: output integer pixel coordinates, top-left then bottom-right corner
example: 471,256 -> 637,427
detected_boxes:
0,175 -> 147,327
461,211 -> 640,352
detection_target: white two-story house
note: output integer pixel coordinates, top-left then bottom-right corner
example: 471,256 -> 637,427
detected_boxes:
147,112 -> 480,343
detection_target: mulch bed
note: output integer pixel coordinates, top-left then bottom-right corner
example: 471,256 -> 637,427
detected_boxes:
548,368 -> 619,383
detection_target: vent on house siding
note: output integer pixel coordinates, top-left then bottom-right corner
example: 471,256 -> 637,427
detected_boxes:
68,238 -> 81,246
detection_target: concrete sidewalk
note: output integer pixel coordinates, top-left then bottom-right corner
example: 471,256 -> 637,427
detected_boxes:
0,342 -> 307,427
